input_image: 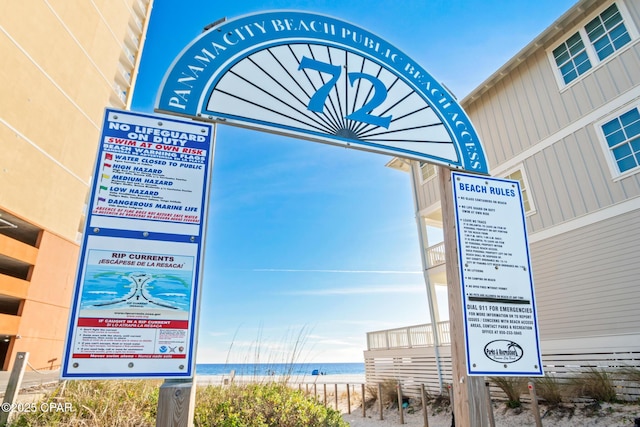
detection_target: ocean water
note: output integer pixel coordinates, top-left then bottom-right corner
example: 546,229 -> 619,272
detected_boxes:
196,362 -> 364,377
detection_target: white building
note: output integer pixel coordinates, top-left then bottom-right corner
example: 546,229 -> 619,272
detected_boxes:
367,0 -> 640,399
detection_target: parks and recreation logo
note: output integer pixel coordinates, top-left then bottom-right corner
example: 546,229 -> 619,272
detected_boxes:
484,340 -> 524,363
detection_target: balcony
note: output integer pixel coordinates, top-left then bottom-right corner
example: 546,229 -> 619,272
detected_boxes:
0,234 -> 37,266
0,274 -> 28,300
132,0 -> 148,21
119,46 -> 136,68
426,241 -> 445,268
366,322 -> 450,350
0,312 -> 20,336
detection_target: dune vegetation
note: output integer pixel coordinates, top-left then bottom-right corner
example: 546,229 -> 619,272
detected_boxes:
10,380 -> 348,427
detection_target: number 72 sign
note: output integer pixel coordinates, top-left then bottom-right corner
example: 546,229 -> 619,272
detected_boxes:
156,10 -> 489,174
298,56 -> 392,129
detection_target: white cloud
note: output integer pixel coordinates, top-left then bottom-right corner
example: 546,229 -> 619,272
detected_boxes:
283,284 -> 425,296
206,331 -> 229,337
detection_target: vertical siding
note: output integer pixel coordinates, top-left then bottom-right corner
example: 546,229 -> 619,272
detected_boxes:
498,71 -> 529,155
461,5 -> 640,232
413,163 -> 441,211
468,97 -> 498,168
628,0 -> 640,19
560,131 -> 603,213
507,65 -> 547,149
530,209 -> 640,339
521,123 -> 640,234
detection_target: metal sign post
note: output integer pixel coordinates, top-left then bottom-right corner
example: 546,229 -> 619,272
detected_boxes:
0,352 -> 28,427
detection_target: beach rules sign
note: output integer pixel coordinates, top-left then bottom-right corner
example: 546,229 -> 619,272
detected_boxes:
452,172 -> 543,376
62,108 -> 214,379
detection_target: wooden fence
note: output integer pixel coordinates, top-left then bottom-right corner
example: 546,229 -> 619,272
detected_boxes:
365,326 -> 640,402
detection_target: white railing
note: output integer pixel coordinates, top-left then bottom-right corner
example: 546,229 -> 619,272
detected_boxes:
365,334 -> 640,401
366,322 -> 450,350
426,241 -> 446,267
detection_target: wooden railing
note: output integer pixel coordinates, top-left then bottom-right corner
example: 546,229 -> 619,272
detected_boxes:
366,322 -> 450,350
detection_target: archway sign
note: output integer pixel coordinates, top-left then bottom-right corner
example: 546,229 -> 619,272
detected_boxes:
154,10 -> 492,426
155,10 -> 489,174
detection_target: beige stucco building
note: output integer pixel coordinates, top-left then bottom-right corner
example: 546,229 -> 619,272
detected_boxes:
0,0 -> 152,370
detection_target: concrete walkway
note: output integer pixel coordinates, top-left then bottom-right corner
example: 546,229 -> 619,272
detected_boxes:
0,370 -> 62,398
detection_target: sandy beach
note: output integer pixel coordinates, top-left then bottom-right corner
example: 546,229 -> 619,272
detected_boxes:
342,401 -> 640,427
196,373 -> 639,426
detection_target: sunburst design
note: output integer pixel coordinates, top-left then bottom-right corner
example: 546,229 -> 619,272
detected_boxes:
205,43 -> 458,164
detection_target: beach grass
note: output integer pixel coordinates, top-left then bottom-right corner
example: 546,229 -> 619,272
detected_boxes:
10,379 -> 160,427
533,375 -> 565,407
568,368 -> 618,403
10,380 -> 348,427
488,376 -> 527,408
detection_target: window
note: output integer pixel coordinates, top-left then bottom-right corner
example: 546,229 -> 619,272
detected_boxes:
553,32 -> 592,84
550,3 -> 633,86
601,107 -> 640,174
419,162 -> 437,182
505,168 -> 535,215
585,4 -> 631,60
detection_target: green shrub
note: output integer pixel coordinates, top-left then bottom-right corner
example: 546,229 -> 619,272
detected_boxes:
489,376 -> 527,408
11,381 -> 346,427
193,383 -> 348,427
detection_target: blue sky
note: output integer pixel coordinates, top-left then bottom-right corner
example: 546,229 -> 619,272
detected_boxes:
131,0 -> 576,364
